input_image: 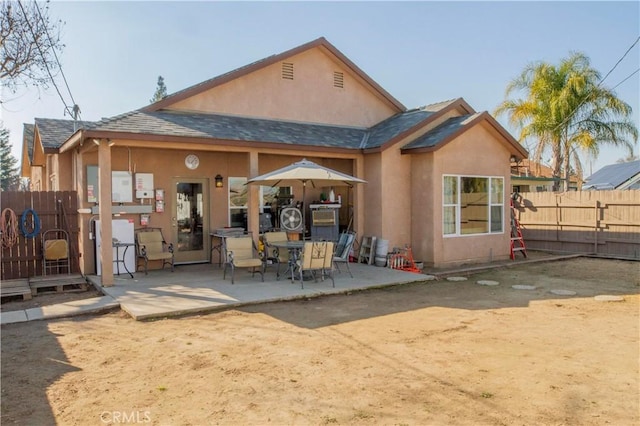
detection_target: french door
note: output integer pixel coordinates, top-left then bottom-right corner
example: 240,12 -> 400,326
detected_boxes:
171,178 -> 209,263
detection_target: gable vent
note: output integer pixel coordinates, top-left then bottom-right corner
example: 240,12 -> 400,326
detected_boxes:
333,71 -> 344,88
282,62 -> 294,80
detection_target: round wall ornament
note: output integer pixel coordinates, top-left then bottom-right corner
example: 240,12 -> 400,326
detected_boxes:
185,154 -> 199,170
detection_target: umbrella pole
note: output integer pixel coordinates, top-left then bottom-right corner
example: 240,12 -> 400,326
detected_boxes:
302,181 -> 306,240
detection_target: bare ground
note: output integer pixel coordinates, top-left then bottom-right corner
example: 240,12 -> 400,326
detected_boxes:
1,257 -> 638,425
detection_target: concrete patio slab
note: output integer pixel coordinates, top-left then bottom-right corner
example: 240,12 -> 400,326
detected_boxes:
90,263 -> 428,320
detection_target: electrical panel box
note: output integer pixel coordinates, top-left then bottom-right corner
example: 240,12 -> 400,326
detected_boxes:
111,171 -> 133,203
135,173 -> 154,199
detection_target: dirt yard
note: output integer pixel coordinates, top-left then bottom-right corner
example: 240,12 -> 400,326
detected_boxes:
1,257 -> 638,425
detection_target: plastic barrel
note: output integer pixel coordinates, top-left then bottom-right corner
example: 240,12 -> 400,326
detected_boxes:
375,239 -> 389,267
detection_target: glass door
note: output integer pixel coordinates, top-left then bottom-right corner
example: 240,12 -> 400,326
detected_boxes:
171,178 -> 209,263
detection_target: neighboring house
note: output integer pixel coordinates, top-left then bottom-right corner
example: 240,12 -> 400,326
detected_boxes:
21,118 -> 91,191
20,37 -> 527,283
511,159 -> 580,192
582,160 -> 640,190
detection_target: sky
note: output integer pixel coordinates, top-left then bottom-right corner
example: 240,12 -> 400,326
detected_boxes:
1,1 -> 638,177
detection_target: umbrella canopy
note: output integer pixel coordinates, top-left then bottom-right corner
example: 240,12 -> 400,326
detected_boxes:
247,158 -> 366,188
247,159 -> 366,235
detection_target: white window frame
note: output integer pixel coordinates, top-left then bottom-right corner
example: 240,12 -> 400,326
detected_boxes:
443,175 -> 504,237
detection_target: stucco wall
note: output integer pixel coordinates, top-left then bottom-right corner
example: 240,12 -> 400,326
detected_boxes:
379,147 -> 412,247
76,147 -> 361,273
426,123 -> 512,267
57,153 -> 74,190
362,153 -> 383,237
78,147 -> 246,273
410,152 -> 436,265
168,48 -> 397,127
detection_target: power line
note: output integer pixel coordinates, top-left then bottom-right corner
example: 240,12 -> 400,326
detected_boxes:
33,0 -> 80,120
611,67 -> 640,91
599,36 -> 639,86
552,36 -> 640,132
15,0 -> 79,121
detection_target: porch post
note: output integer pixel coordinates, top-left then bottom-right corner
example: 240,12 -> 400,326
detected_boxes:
354,157 -> 365,238
74,148 -> 87,276
247,151 -> 260,242
97,139 -> 114,287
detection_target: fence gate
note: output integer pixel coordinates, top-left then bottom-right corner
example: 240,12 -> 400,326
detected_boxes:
1,191 -> 80,280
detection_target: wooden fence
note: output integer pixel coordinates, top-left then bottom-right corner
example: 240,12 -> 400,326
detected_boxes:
513,190 -> 640,259
1,191 -> 80,280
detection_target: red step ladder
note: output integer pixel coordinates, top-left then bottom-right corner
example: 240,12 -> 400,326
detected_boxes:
510,199 -> 527,260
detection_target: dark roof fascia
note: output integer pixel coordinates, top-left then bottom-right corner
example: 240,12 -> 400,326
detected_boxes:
62,128 -> 357,155
511,175 -> 560,182
141,37 -> 406,113
58,129 -> 85,153
362,98 -> 471,154
400,112 -> 529,158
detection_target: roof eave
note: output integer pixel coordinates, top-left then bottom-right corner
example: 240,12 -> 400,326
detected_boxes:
60,129 -> 359,154
399,112 -> 529,158
369,97 -> 470,152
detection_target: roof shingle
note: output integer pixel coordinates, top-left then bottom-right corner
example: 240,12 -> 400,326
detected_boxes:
34,118 -> 92,149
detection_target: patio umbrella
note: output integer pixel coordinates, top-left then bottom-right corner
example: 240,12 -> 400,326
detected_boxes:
247,158 -> 366,235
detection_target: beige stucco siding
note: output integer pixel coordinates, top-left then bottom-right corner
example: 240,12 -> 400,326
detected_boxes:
75,146 -> 362,273
168,48 -> 397,127
379,147 -> 412,247
362,153 -> 383,237
427,123 -> 512,267
57,153 -> 73,190
410,152 -> 436,266
77,147 -> 245,273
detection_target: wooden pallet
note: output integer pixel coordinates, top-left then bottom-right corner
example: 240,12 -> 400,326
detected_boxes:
29,274 -> 88,295
1,279 -> 33,301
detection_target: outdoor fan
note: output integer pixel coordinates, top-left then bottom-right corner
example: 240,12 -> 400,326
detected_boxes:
280,207 -> 303,232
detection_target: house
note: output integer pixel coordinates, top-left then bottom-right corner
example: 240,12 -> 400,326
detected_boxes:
582,160 -> 640,190
510,158 -> 581,192
21,118 -> 91,191
20,37 -> 527,284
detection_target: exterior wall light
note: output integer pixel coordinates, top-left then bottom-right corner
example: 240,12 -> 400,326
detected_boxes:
215,174 -> 224,188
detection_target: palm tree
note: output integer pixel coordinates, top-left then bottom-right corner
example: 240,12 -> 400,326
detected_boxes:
495,52 -> 637,191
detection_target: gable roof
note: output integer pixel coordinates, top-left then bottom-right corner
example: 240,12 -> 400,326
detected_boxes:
141,37 -> 406,113
88,110 -> 367,149
60,96 -> 524,160
583,160 -> 640,190
23,123 -> 34,163
400,111 -> 528,158
364,98 -> 467,149
65,97 -> 466,152
34,118 -> 92,150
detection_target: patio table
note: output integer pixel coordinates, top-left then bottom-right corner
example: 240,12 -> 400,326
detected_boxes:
270,240 -> 305,283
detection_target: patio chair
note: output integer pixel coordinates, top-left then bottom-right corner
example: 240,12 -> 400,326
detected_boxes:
262,231 -> 290,278
42,229 -> 71,275
223,236 -> 264,284
298,241 -> 334,289
333,231 -> 356,278
135,228 -> 174,275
